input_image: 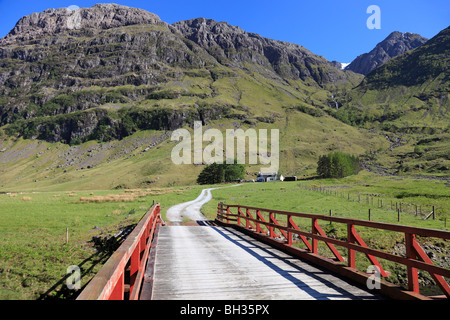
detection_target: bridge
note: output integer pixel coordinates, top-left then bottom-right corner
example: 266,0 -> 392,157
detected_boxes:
76,201 -> 450,301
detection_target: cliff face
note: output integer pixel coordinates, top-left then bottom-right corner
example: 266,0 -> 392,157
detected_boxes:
172,17 -> 354,84
0,4 -> 360,144
345,31 -> 428,75
1,4 -> 162,44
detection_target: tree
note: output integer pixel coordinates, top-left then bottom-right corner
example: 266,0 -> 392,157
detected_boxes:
223,162 -> 246,182
317,152 -> 361,178
197,163 -> 224,185
197,162 -> 245,185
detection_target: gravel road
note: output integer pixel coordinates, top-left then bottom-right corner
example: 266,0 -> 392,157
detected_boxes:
166,185 -> 241,225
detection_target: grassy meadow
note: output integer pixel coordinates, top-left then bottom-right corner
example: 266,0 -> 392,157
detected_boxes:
0,185 -> 208,299
0,170 -> 448,299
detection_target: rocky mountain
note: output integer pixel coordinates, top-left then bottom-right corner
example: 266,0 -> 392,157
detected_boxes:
345,31 -> 428,75
334,26 -> 449,174
172,17 -> 352,84
0,4 -> 360,145
0,3 -> 162,44
0,4 -> 448,190
360,27 -> 449,89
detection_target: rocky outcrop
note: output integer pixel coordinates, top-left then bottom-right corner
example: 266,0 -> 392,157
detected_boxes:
0,3 -> 162,44
0,3 -> 360,145
173,17 -> 354,85
345,31 -> 428,75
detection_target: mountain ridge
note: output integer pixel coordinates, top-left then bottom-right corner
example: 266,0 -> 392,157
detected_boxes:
0,3 -> 361,144
0,4 -> 448,190
345,31 -> 428,75
0,3 -> 163,44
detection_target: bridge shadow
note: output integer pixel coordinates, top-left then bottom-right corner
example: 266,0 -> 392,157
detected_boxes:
38,248 -> 111,300
38,224 -> 135,300
206,223 -> 382,300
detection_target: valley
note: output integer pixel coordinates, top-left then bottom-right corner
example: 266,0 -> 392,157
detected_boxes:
0,3 -> 448,300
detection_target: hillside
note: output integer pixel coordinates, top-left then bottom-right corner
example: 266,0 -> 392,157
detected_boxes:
334,26 -> 450,175
0,4 -> 361,144
0,4 -> 448,191
346,31 -> 428,75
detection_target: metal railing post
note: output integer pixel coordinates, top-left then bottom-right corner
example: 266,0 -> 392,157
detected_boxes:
347,224 -> 356,269
405,233 -> 420,293
311,218 -> 318,254
287,214 -> 292,246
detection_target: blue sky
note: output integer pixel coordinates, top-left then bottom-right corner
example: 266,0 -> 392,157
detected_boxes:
0,0 -> 448,63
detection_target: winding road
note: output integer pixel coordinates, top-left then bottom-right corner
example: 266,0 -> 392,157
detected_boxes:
166,185 -> 241,225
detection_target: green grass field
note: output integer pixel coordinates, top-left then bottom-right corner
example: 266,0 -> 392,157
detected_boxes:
0,185 -> 208,299
0,171 -> 448,299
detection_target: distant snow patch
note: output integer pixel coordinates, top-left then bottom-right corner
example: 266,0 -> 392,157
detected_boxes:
341,63 -> 350,70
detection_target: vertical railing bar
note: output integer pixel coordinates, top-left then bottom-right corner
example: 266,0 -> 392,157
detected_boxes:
347,224 -> 356,269
256,210 -> 261,233
312,218 -> 318,254
405,233 -> 420,294
287,214 -> 292,246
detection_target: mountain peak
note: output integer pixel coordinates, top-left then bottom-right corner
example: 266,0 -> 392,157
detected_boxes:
1,3 -> 162,44
345,31 -> 428,75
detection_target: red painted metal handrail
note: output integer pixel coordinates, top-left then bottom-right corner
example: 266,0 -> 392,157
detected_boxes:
216,203 -> 450,300
77,203 -> 162,300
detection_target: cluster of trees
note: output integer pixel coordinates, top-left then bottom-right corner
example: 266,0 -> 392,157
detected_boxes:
317,152 -> 361,178
197,162 -> 245,185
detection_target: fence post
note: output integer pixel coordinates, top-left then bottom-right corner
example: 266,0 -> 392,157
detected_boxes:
347,224 -> 356,269
269,212 -> 275,238
256,210 -> 261,233
311,218 -> 318,254
405,233 -> 420,294
218,202 -> 223,221
237,207 -> 243,226
287,214 -> 292,246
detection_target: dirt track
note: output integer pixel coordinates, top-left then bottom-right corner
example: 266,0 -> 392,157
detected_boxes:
165,185 -> 241,225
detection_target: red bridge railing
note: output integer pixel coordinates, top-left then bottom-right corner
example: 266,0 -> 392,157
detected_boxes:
77,203 -> 162,300
216,203 -> 450,300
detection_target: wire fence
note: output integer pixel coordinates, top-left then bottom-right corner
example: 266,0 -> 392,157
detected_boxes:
297,184 -> 448,229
